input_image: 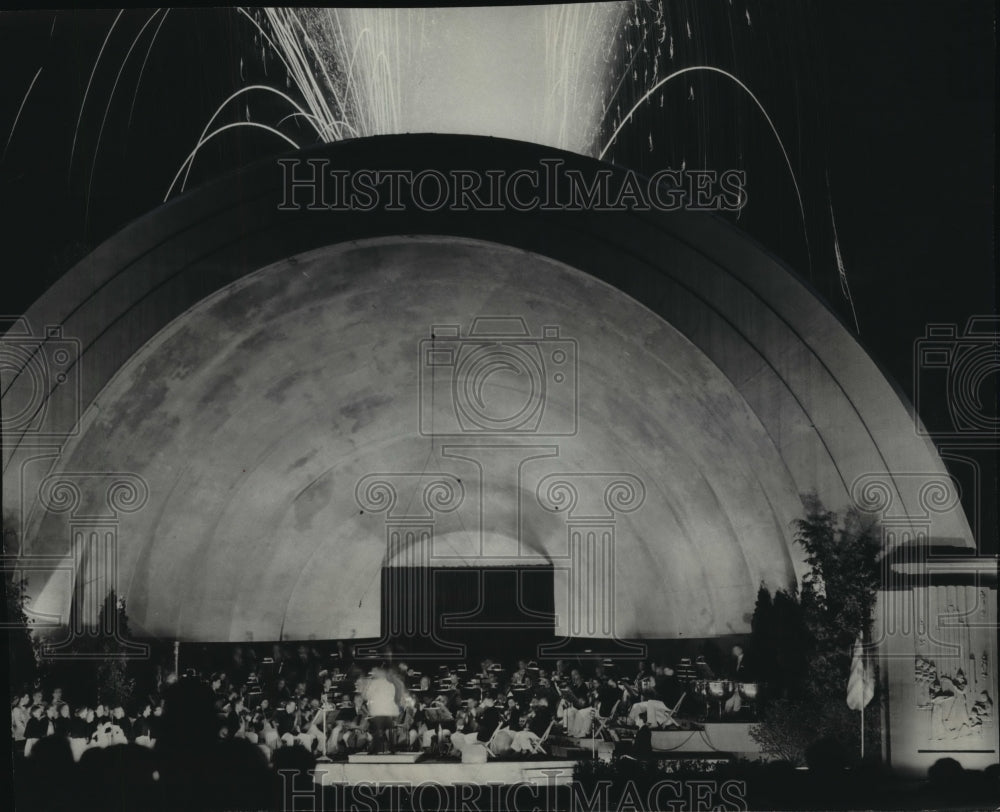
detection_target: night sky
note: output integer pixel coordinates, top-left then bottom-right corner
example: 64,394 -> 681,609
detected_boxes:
0,3 -> 995,549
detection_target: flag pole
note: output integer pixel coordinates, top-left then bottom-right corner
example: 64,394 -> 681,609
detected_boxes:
860,703 -> 864,760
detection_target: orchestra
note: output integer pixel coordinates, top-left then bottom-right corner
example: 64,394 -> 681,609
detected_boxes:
257,647 -> 763,758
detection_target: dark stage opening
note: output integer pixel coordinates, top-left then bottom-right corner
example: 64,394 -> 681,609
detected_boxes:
376,566 -> 556,665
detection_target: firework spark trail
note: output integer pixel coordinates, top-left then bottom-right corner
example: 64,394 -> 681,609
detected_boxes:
165,122 -> 300,202
171,85 -> 326,198
128,9 -> 171,127
325,7 -> 361,129
236,9 -> 299,83
85,9 -> 163,227
240,8 -> 352,142
827,173 -> 861,335
286,10 -> 351,137
599,64 -> 811,271
340,8 -> 406,136
70,9 -> 123,179
265,10 -> 339,140
544,3 -> 625,153
3,67 -> 43,164
603,9 -> 653,130
251,6 -> 622,155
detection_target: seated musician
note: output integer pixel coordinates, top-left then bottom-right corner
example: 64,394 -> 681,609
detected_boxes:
327,693 -> 369,753
527,695 -> 553,738
274,700 -> 298,743
303,695 -> 337,752
510,659 -> 529,687
225,696 -> 248,739
628,661 -> 652,699
275,699 -> 315,749
396,692 -> 419,750
449,694 -> 492,757
458,696 -> 481,734
597,676 -> 622,719
416,691 -> 455,751
504,694 -> 522,727
430,693 -> 456,721
412,698 -> 434,751
626,679 -> 679,729
477,658 -> 495,681
561,671 -> 599,737
533,674 -> 559,709
475,694 -> 503,744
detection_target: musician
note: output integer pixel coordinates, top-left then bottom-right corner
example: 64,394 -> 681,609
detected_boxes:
533,673 -> 559,708
527,696 -> 553,738
475,695 -> 503,743
510,660 -> 529,687
268,677 -> 292,707
477,658 -> 495,681
225,696 -> 248,739
694,655 -> 715,680
630,660 -> 653,699
396,691 -> 420,751
414,690 -> 452,751
561,673 -> 598,737
459,696 -> 481,733
730,645 -> 750,680
626,682 -> 678,729
364,665 -> 400,754
597,676 -> 622,719
569,670 -> 590,702
275,699 -> 310,748
327,693 -> 369,753
724,645 -> 751,714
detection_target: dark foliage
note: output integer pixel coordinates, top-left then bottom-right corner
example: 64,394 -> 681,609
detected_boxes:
750,494 -> 882,765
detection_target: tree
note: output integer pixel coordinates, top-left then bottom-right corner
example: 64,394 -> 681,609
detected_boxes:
751,584 -> 810,701
750,494 -> 882,764
93,590 -> 137,708
44,588 -> 140,707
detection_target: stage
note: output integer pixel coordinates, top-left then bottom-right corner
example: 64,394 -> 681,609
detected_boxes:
311,724 -> 762,788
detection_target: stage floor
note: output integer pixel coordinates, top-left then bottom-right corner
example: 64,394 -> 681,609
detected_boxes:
313,758 -> 576,787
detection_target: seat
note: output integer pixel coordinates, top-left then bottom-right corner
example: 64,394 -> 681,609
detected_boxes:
592,699 -> 621,741
658,692 -> 687,729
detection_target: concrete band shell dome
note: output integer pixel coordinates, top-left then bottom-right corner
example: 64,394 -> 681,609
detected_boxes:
1,134 -> 972,643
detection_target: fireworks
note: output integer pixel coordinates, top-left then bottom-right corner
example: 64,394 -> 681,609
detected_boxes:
4,4 -> 851,324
